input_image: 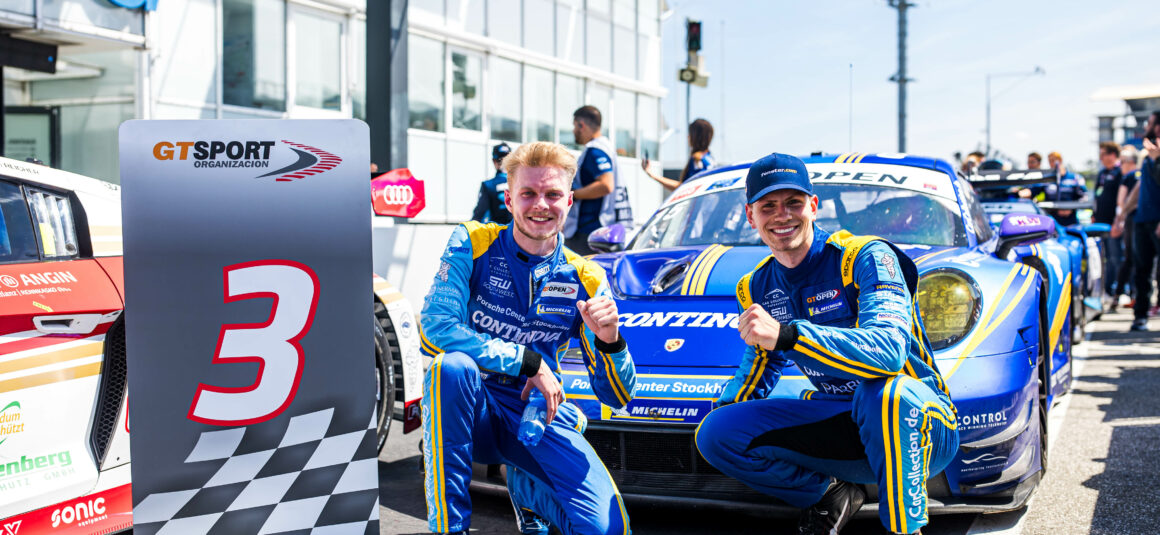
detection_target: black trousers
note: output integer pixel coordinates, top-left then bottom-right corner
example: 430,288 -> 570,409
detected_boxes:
1133,220 -> 1160,319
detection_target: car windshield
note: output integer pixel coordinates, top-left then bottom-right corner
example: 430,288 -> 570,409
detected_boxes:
630,183 -> 967,250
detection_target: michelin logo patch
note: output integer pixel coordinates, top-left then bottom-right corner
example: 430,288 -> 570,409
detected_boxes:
537,304 -> 576,316
542,282 -> 579,299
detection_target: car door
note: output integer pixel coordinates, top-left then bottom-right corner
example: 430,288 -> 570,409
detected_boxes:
0,177 -> 124,520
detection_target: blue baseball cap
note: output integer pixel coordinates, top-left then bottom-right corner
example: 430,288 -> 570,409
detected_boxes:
492,143 -> 512,161
745,152 -> 812,204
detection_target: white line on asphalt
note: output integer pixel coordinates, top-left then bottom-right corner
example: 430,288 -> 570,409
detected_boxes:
964,340 -> 1088,535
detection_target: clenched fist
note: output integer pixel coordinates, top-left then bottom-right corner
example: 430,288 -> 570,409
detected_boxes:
577,296 -> 620,344
738,304 -> 781,350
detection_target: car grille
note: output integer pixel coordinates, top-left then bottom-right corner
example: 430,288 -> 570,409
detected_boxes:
90,315 -> 126,465
585,426 -> 765,498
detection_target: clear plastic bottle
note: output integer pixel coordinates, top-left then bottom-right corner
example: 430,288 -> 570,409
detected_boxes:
518,390 -> 548,446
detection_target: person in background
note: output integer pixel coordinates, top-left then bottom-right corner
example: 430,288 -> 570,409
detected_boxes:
1113,111 -> 1160,330
471,143 -> 513,224
960,151 -> 984,175
1027,152 -> 1043,170
1112,145 -> 1142,310
641,118 -> 716,191
563,105 -> 632,255
1041,151 -> 1088,226
1094,142 -> 1124,301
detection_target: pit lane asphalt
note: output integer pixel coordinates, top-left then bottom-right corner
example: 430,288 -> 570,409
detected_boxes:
376,307 -> 1160,534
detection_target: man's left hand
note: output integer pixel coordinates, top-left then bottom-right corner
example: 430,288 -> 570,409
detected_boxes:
739,304 -> 781,350
1145,138 -> 1160,160
578,296 -> 619,344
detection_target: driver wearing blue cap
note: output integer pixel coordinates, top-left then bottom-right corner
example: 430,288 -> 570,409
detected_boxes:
695,152 -> 959,535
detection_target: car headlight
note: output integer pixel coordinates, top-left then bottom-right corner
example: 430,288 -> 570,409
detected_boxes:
916,268 -> 982,350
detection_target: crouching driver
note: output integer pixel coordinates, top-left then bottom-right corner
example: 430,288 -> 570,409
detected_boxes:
419,141 -> 636,535
695,152 -> 959,535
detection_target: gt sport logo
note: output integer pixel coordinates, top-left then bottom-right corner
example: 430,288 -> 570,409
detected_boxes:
806,289 -> 839,304
152,139 -> 342,182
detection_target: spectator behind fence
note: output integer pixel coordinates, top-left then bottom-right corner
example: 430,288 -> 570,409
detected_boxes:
1041,151 -> 1087,226
641,118 -> 716,191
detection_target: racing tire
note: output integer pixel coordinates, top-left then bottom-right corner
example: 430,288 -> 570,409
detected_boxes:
373,307 -> 397,453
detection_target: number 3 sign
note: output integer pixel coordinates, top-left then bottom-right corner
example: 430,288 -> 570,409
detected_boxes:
121,120 -> 379,533
188,260 -> 319,425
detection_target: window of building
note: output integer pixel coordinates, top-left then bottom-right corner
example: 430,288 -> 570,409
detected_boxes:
556,73 -> 583,149
409,36 -> 444,131
639,95 -> 659,160
488,0 -> 522,46
524,66 -> 554,142
351,18 -> 366,119
292,9 -> 343,111
614,89 -> 636,157
638,33 -> 660,86
451,51 -> 483,131
612,25 -> 635,78
586,13 -> 611,72
411,0 -> 444,17
448,0 -> 486,35
490,57 -> 521,142
556,0 -> 582,62
588,83 -> 611,122
524,0 -> 554,55
637,0 -> 658,36
222,0 -> 286,111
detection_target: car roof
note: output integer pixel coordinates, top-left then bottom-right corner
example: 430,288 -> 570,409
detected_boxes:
668,152 -> 961,208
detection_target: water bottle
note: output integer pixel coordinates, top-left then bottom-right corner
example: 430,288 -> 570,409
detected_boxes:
518,390 -> 548,446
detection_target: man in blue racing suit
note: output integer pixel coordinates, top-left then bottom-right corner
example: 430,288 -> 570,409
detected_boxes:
695,153 -> 959,535
420,141 -> 637,535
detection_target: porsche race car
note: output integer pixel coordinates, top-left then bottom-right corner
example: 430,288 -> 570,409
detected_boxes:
553,153 -> 1075,516
0,156 -> 424,532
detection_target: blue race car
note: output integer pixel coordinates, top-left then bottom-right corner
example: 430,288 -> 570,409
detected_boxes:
968,169 -> 1108,337
561,153 -> 1074,516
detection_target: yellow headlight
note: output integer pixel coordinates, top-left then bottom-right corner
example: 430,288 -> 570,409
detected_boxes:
917,270 -> 981,350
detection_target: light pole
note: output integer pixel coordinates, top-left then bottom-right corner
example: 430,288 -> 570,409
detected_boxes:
985,66 -> 1045,157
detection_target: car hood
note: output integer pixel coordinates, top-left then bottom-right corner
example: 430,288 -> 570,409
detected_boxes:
595,245 -> 772,298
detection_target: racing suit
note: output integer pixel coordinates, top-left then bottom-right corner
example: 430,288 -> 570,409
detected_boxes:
695,227 -> 959,535
420,221 -> 636,534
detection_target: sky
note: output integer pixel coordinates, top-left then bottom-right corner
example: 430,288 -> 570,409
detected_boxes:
657,0 -> 1160,172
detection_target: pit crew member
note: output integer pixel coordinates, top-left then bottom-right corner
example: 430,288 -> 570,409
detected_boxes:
694,153 -> 959,535
472,142 -> 514,224
420,141 -> 637,535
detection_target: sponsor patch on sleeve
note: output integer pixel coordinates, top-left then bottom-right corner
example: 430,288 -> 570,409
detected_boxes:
875,313 -> 910,327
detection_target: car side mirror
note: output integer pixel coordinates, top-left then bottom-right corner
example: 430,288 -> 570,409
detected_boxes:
1080,222 -> 1111,238
996,213 -> 1057,259
588,223 -> 628,254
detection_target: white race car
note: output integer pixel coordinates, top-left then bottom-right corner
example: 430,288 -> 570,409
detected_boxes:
0,156 -> 423,532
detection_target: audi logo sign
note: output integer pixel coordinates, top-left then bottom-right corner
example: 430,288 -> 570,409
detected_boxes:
371,168 -> 426,218
379,185 -> 415,205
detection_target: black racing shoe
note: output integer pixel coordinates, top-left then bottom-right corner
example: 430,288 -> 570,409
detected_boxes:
797,479 -> 866,535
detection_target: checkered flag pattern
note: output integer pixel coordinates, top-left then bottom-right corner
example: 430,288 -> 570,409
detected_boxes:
133,408 -> 380,534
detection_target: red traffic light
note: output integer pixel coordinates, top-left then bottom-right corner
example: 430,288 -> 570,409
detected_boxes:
686,20 -> 702,52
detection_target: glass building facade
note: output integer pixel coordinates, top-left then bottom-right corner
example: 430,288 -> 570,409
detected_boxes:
1,0 -> 664,225
404,0 -> 666,223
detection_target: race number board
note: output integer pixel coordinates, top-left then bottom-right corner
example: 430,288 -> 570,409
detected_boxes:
120,120 -> 379,534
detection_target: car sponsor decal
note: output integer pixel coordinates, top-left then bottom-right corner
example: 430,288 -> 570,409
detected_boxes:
618,311 -> 740,329
0,401 -> 24,446
0,337 -> 108,394
808,163 -> 957,201
664,339 -> 684,352
0,483 -> 132,534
